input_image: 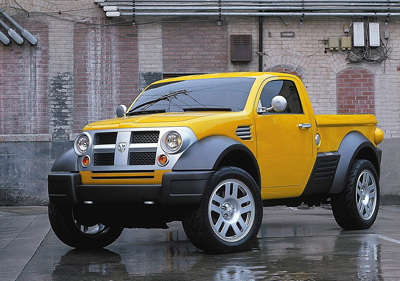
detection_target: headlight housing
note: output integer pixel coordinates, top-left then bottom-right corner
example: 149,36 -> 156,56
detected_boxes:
74,132 -> 91,156
162,131 -> 183,153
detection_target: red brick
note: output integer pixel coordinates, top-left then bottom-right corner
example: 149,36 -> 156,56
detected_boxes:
337,68 -> 375,114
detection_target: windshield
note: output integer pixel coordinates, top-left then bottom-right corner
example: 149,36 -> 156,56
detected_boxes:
128,77 -> 255,114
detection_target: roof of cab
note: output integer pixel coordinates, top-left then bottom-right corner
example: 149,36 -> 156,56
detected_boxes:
151,72 -> 293,84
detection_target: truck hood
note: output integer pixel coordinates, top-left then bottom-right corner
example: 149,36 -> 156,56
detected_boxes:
83,112 -> 227,130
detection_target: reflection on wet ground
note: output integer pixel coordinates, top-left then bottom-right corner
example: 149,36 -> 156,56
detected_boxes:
13,206 -> 400,280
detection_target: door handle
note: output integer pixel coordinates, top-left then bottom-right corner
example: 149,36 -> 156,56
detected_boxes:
298,123 -> 311,129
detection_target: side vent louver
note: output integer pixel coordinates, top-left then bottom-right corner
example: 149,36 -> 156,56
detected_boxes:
236,126 -> 252,140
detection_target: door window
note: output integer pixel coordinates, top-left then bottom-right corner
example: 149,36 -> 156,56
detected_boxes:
259,80 -> 303,114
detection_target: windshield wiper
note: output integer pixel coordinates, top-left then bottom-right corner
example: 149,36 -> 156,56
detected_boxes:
183,107 -> 232,112
127,90 -> 190,115
126,109 -> 166,116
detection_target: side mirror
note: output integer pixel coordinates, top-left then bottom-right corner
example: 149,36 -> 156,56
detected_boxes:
116,105 -> 127,117
267,96 -> 287,113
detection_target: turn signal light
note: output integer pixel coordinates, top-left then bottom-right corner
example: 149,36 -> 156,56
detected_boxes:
81,155 -> 90,167
157,154 -> 169,166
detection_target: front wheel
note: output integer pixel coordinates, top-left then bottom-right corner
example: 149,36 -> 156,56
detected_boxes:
48,202 -> 123,249
331,159 -> 380,230
182,167 -> 263,254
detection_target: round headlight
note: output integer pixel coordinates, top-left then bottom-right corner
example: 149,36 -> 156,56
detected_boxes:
74,133 -> 91,155
163,131 -> 182,153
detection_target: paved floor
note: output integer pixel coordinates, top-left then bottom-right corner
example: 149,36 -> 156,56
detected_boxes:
1,205 -> 400,281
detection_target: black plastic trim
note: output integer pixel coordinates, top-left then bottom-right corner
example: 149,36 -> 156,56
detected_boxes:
161,171 -> 213,205
172,136 -> 260,184
329,131 -> 381,194
302,152 -> 340,196
48,172 -> 81,204
48,170 -> 212,206
51,148 -> 78,172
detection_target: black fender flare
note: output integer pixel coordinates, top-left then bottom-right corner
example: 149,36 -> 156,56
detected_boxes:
329,131 -> 382,194
172,136 -> 261,185
51,148 -> 79,172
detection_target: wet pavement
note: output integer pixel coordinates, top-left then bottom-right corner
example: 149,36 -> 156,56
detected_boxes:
1,205 -> 400,281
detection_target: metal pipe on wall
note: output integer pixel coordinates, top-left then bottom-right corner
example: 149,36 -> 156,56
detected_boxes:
0,8 -> 37,45
0,17 -> 24,45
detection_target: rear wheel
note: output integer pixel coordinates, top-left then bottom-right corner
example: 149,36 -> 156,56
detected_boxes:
48,202 -> 123,249
182,167 -> 263,254
331,159 -> 379,230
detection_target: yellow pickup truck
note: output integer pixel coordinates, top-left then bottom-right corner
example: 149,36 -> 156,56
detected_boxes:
48,72 -> 383,254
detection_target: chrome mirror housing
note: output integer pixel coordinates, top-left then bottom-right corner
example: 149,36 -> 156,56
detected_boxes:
116,105 -> 127,117
267,96 -> 287,113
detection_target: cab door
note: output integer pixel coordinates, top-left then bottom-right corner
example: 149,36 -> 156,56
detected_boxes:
255,78 -> 315,198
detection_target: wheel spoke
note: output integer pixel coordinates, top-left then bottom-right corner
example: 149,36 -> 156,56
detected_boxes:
224,183 -> 231,199
359,203 -> 365,215
237,216 -> 249,232
212,194 -> 224,205
356,187 -> 363,197
366,202 -> 373,216
219,221 -> 230,237
239,203 -> 253,215
369,190 -> 376,199
231,182 -> 239,199
362,173 -> 368,185
231,222 -> 243,237
238,195 -> 251,206
210,202 -> 221,213
214,215 -> 224,230
367,183 -> 376,194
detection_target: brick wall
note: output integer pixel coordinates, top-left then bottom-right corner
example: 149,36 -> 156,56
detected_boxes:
0,19 -> 49,135
73,19 -> 139,133
270,67 -> 302,79
163,21 -> 228,73
337,68 -> 375,114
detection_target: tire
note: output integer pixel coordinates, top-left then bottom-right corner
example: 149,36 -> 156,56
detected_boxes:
48,202 -> 123,249
182,167 -> 263,254
331,159 -> 380,230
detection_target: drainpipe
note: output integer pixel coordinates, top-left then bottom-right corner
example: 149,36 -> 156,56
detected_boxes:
0,8 -> 37,45
0,17 -> 24,44
258,16 -> 263,72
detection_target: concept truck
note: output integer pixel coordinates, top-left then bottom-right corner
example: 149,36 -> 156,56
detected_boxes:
48,72 -> 383,254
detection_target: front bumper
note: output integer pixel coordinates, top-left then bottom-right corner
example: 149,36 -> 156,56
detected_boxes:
48,171 -> 212,205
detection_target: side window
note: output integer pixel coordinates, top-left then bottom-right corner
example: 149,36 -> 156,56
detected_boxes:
259,80 -> 303,114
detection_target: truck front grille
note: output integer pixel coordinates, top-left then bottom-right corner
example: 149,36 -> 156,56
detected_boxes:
92,130 -> 159,167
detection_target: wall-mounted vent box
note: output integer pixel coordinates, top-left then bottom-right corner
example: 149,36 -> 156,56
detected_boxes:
369,22 -> 380,47
230,35 -> 252,62
353,22 -> 365,47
